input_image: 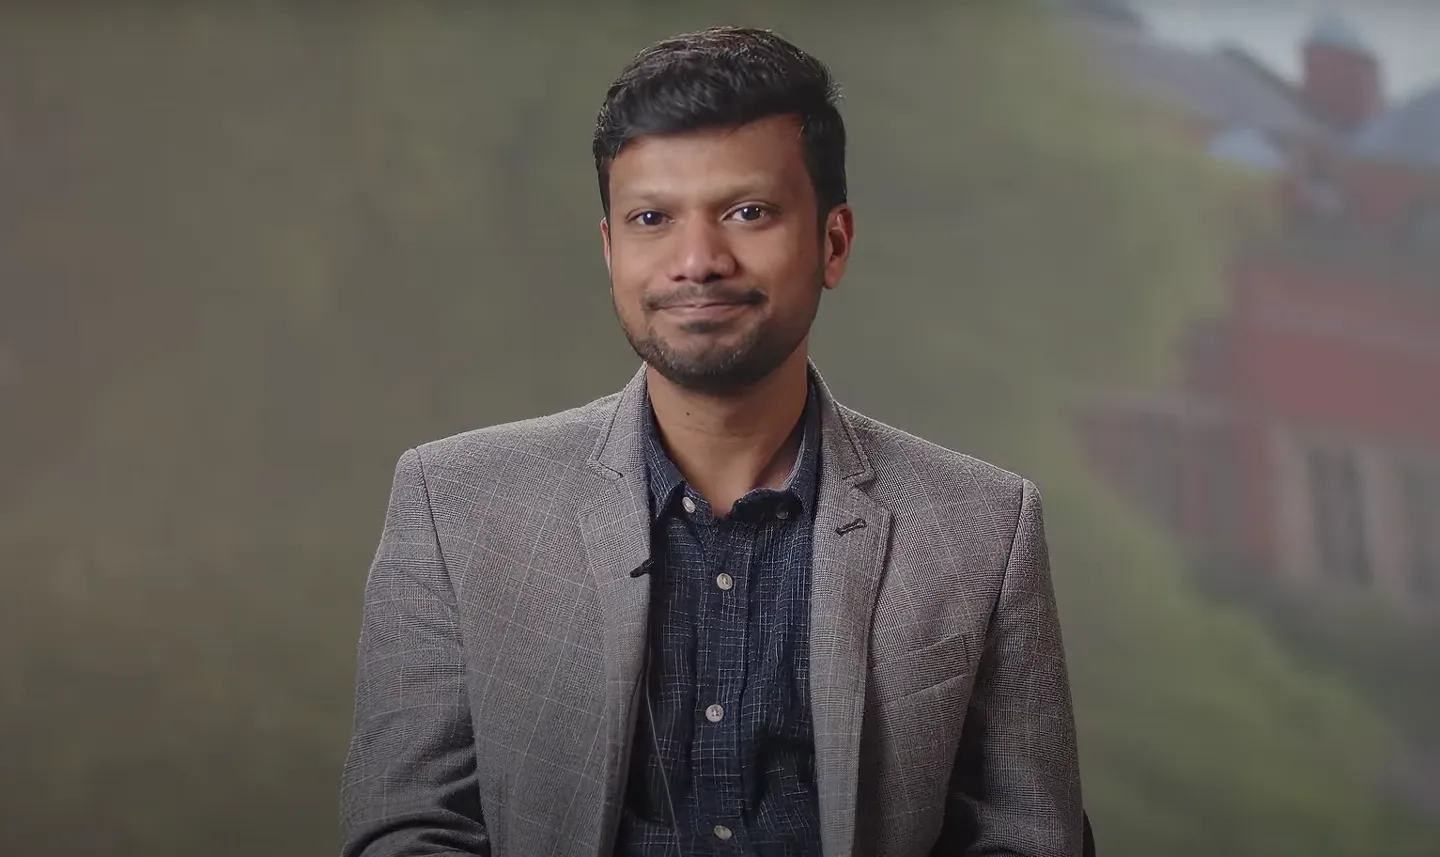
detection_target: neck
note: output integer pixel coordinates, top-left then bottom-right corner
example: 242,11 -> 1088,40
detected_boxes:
646,348 -> 811,516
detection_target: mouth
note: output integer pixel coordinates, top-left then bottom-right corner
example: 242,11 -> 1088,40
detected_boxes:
657,301 -> 755,320
665,300 -> 748,310
654,290 -> 763,311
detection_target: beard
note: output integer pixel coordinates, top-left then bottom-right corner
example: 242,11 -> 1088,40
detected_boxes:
614,274 -> 823,396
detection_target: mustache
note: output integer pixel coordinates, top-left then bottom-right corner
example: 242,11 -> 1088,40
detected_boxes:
646,286 -> 765,311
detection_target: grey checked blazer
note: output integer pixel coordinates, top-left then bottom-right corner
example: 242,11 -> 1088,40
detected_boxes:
340,363 -> 1084,857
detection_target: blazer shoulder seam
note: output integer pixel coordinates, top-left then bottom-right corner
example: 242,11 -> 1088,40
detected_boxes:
409,445 -> 456,598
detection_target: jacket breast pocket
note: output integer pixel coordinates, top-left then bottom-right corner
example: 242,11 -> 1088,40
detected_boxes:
867,628 -> 974,709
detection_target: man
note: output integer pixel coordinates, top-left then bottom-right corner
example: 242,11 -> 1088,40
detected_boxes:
341,26 -> 1086,857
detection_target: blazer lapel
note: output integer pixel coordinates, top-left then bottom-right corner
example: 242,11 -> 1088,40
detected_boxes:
576,366 -> 654,852
807,365 -> 893,857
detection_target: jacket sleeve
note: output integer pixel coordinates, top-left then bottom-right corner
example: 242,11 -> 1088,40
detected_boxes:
340,448 -> 490,856
943,479 -> 1085,856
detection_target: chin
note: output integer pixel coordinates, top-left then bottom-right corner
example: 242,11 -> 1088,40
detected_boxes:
654,350 -> 782,392
653,368 -> 762,396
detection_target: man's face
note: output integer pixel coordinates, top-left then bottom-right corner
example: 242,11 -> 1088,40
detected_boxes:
602,114 -> 852,394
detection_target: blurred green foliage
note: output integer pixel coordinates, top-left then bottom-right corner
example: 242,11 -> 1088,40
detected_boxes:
0,2 -> 1434,855
1195,554 -> 1440,743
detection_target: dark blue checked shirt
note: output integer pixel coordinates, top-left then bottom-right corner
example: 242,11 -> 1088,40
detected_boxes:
613,386 -> 823,857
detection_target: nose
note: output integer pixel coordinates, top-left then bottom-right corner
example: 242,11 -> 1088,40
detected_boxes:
669,220 -> 737,284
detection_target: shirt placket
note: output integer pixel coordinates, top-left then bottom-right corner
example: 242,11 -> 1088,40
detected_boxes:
690,503 -> 754,848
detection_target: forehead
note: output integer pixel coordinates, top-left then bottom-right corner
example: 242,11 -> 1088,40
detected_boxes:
608,115 -> 810,202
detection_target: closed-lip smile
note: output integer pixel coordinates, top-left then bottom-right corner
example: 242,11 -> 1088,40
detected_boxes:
669,300 -> 743,309
660,301 -> 752,318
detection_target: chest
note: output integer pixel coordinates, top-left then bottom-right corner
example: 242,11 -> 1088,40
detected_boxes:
649,508 -> 813,650
644,508 -> 818,741
441,507 -> 991,854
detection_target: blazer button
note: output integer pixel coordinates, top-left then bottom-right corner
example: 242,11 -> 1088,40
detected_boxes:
713,825 -> 733,841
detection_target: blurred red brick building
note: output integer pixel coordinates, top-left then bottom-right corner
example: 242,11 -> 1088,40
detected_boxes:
1067,3 -> 1440,610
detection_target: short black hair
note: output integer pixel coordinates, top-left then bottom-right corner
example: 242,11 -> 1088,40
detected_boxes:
592,26 -> 847,219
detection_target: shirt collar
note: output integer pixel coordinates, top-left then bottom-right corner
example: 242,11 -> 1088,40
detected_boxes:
642,383 -> 821,521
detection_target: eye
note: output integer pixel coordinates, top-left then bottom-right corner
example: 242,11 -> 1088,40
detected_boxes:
730,205 -> 769,223
632,211 -> 668,227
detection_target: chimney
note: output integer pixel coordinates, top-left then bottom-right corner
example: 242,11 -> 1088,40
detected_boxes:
1301,10 -> 1382,130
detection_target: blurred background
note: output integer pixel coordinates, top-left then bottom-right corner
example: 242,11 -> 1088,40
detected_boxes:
2,1 -> 1439,854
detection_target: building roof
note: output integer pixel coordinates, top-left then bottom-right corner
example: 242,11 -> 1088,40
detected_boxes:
1208,126 -> 1288,173
1064,1 -> 1440,175
1072,18 -> 1332,141
1061,0 -> 1145,28
1352,85 -> 1440,170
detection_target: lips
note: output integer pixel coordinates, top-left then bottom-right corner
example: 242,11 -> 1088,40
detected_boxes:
655,300 -> 755,325
667,300 -> 746,309
655,292 -> 761,311
660,302 -> 749,314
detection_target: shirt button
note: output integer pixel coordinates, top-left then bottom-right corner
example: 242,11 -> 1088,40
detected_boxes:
705,704 -> 725,723
716,572 -> 734,591
776,506 -> 790,520
713,825 -> 733,841
681,495 -> 697,514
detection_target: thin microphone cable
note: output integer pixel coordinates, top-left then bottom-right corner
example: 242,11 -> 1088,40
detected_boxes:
644,659 -> 687,857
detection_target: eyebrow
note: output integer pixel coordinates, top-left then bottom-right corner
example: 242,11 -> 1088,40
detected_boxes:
615,179 -> 782,209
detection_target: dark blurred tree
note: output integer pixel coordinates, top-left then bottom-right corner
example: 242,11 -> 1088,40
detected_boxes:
0,2 -> 1433,855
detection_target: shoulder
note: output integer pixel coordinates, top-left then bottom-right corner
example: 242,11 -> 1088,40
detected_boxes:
839,404 -> 1034,521
398,393 -> 619,498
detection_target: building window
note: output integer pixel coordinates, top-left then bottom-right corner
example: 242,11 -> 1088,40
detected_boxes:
1195,428 -> 1241,550
1402,201 -> 1440,247
1306,446 -> 1371,584
1298,175 -> 1347,221
1133,417 -> 1184,531
1400,463 -> 1440,599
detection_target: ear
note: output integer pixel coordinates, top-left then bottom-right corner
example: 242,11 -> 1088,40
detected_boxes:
821,204 -> 854,290
600,216 -> 612,276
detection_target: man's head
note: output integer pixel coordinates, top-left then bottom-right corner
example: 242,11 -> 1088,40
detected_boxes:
594,27 -> 854,395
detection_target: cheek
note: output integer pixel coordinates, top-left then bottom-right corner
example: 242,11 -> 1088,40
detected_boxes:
752,227 -> 819,273
608,268 -> 644,306
606,261 -> 650,319
604,254 -> 634,291
606,244 -> 649,288
759,239 -> 823,298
